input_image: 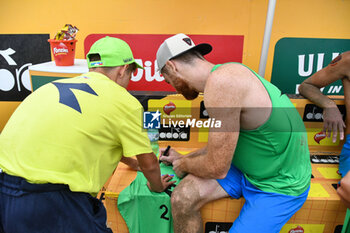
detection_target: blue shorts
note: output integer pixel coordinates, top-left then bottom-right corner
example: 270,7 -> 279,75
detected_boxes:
0,170 -> 112,233
339,134 -> 350,178
217,165 -> 310,233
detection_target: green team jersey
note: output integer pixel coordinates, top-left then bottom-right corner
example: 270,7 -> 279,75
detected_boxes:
212,63 -> 311,196
117,163 -> 181,233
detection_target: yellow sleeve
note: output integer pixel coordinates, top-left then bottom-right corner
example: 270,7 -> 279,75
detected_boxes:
118,106 -> 152,157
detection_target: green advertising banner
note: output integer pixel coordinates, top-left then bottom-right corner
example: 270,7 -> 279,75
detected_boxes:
271,38 -> 350,95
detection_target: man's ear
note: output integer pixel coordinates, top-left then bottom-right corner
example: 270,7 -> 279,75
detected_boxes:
118,64 -> 128,77
165,60 -> 177,74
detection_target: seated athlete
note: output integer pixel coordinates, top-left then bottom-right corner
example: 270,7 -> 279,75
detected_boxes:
299,51 -> 350,179
0,36 -> 174,233
299,52 -> 350,233
157,33 -> 311,233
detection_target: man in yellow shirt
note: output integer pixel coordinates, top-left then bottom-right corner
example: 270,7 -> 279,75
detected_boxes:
0,36 -> 174,233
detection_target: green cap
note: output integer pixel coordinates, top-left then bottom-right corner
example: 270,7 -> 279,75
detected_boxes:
86,36 -> 143,69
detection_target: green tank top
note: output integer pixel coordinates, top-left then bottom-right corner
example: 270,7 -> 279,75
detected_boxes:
211,63 -> 311,196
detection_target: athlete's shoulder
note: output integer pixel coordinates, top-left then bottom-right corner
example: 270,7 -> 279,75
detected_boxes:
324,51 -> 350,79
207,63 -> 251,92
204,63 -> 249,108
210,63 -> 254,82
211,62 -> 246,72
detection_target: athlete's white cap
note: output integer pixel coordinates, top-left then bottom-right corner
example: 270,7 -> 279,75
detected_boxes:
156,33 -> 212,71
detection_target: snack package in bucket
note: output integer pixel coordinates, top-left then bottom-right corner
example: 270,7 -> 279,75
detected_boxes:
54,24 -> 79,40
49,24 -> 79,66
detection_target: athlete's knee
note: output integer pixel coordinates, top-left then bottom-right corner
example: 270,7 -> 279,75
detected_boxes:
171,176 -> 201,213
171,186 -> 196,213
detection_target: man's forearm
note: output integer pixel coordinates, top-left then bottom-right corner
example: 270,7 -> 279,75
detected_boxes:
184,146 -> 207,158
180,147 -> 213,177
299,82 -> 337,108
179,151 -> 227,179
141,162 -> 163,192
137,153 -> 164,192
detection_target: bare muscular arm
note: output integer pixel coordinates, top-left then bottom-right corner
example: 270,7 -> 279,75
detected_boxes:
298,51 -> 350,142
185,146 -> 207,158
136,152 -> 175,192
174,66 -> 243,179
159,147 -> 208,167
120,156 -> 140,171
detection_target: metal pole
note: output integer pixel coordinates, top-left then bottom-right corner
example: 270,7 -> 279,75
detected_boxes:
258,0 -> 277,78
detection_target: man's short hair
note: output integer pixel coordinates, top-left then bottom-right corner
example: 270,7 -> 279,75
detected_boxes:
127,62 -> 137,73
161,50 -> 204,75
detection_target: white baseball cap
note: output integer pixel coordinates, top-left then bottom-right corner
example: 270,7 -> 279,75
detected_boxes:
156,33 -> 212,71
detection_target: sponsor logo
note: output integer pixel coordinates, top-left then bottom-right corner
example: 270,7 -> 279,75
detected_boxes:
53,47 -> 68,55
205,222 -> 232,233
143,110 -> 161,129
162,118 -> 221,129
314,131 -> 326,144
310,155 -> 339,164
200,101 -> 209,119
289,226 -> 304,233
303,104 -> 346,122
90,61 -> 103,66
144,107 -> 221,131
307,128 -> 341,146
183,38 -> 192,46
159,126 -> 190,141
0,34 -> 51,101
303,104 -> 324,122
163,101 -> 176,115
271,38 -> 350,95
123,58 -> 133,63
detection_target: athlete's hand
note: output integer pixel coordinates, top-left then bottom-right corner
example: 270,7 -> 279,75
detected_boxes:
159,148 -> 181,165
173,159 -> 187,178
147,174 -> 176,192
322,107 -> 346,143
337,171 -> 350,209
323,107 -> 346,143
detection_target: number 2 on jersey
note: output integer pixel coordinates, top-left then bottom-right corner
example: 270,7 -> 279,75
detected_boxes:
160,204 -> 170,221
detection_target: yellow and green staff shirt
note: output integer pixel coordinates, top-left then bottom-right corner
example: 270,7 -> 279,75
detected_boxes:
0,72 -> 152,196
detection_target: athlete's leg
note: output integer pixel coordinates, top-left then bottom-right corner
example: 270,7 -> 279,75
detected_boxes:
171,165 -> 244,233
171,175 -> 229,233
229,178 -> 310,233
